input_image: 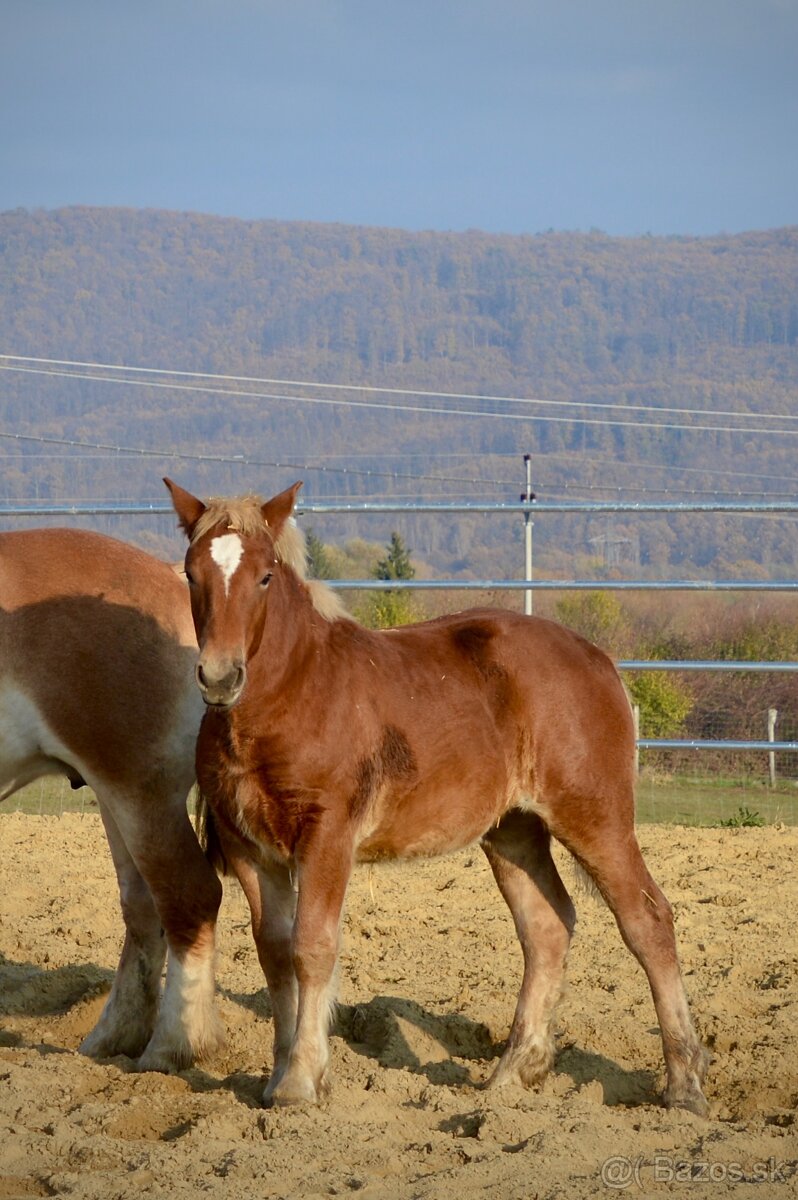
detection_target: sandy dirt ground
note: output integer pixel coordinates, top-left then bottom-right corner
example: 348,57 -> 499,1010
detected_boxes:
1,813 -> 796,1199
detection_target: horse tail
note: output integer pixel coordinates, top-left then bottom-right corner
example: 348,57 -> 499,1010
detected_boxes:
193,788 -> 228,876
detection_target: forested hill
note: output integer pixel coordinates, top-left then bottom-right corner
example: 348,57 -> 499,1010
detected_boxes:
0,207 -> 796,573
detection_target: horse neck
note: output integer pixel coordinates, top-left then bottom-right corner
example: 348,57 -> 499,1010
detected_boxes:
245,566 -> 319,698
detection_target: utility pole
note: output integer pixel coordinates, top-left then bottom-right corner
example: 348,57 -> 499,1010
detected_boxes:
521,454 -> 536,616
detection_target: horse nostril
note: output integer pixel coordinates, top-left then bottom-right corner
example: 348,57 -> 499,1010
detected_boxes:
195,658 -> 246,704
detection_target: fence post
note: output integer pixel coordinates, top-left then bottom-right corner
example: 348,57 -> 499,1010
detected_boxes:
768,707 -> 778,788
633,704 -> 640,776
521,454 -> 535,616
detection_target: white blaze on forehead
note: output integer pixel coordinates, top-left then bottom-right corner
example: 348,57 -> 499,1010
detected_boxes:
210,532 -> 244,595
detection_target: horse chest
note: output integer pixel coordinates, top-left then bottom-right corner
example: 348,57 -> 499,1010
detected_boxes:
198,721 -> 317,861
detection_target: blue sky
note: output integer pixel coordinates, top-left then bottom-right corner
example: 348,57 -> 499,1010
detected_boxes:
2,0 -> 796,236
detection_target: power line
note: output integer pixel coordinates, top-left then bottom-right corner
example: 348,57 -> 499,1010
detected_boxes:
444,448 -> 798,485
2,361 -> 798,439
1,352 -> 796,425
1,429 -> 794,500
4,443 -> 795,488
0,428 -> 518,489
312,449 -> 798,489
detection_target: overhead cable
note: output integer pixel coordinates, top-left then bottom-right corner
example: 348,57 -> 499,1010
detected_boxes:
2,362 -> 797,438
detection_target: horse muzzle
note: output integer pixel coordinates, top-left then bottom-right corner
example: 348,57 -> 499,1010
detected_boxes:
195,658 -> 247,709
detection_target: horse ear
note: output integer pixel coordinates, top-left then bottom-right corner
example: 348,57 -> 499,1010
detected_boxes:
164,478 -> 207,538
261,481 -> 303,533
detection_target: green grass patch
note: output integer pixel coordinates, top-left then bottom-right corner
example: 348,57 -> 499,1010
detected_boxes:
2,777 -> 97,816
635,774 -> 798,825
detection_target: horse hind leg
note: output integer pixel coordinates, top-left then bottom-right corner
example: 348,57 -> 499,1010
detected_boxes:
553,808 -> 709,1116
136,812 -> 225,1073
79,803 -> 166,1060
481,811 -> 576,1090
92,787 -> 224,1073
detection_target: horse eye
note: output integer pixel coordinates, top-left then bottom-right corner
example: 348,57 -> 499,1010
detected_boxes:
185,570 -> 195,585
260,572 -> 273,588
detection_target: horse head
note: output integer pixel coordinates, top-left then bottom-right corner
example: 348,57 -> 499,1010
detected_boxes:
165,478 -> 302,709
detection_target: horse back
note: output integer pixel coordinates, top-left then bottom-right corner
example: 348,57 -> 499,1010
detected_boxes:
347,607 -> 632,763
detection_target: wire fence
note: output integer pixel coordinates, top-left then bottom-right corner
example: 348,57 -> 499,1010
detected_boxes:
634,705 -> 798,826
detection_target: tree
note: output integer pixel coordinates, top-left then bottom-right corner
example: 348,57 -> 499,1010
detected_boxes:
359,532 -> 419,629
555,591 -> 629,656
305,527 -> 333,579
374,532 -> 415,582
628,671 -> 693,739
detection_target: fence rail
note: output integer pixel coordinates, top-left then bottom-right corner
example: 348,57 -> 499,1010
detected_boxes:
618,660 -> 798,671
637,739 -> 798,751
327,578 -> 798,591
2,500 -> 798,516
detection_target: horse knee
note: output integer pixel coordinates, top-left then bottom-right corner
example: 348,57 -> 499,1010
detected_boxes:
293,936 -> 338,986
255,917 -> 294,984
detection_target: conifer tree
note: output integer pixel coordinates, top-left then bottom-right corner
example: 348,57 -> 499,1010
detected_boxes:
305,527 -> 333,579
373,532 -> 415,581
361,532 -> 419,628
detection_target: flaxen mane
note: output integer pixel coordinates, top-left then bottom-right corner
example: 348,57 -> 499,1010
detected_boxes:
191,494 -> 270,543
192,494 -> 351,623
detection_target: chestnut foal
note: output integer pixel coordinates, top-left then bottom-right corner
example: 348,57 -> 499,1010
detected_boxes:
166,478 -> 708,1115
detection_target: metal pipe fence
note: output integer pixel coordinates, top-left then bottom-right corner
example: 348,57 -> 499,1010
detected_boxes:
327,578 -> 798,591
2,500 -> 798,515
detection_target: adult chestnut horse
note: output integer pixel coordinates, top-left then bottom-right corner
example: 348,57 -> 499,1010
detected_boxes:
166,478 -> 709,1115
0,527 -> 223,1070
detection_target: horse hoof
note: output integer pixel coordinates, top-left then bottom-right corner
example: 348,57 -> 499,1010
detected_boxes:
136,1055 -> 179,1075
665,1088 -> 709,1118
266,1085 -> 318,1107
79,1030 -> 148,1062
265,1076 -> 322,1107
484,1039 -> 553,1091
78,1031 -> 110,1060
136,1045 -> 186,1075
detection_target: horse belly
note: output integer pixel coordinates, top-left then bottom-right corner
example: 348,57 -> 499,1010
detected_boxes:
0,683 -> 78,799
355,773 -> 509,863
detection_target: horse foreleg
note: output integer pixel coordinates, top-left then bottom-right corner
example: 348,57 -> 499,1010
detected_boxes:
221,845 -> 299,1099
80,803 -> 166,1060
267,825 -> 352,1107
481,811 -> 576,1089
